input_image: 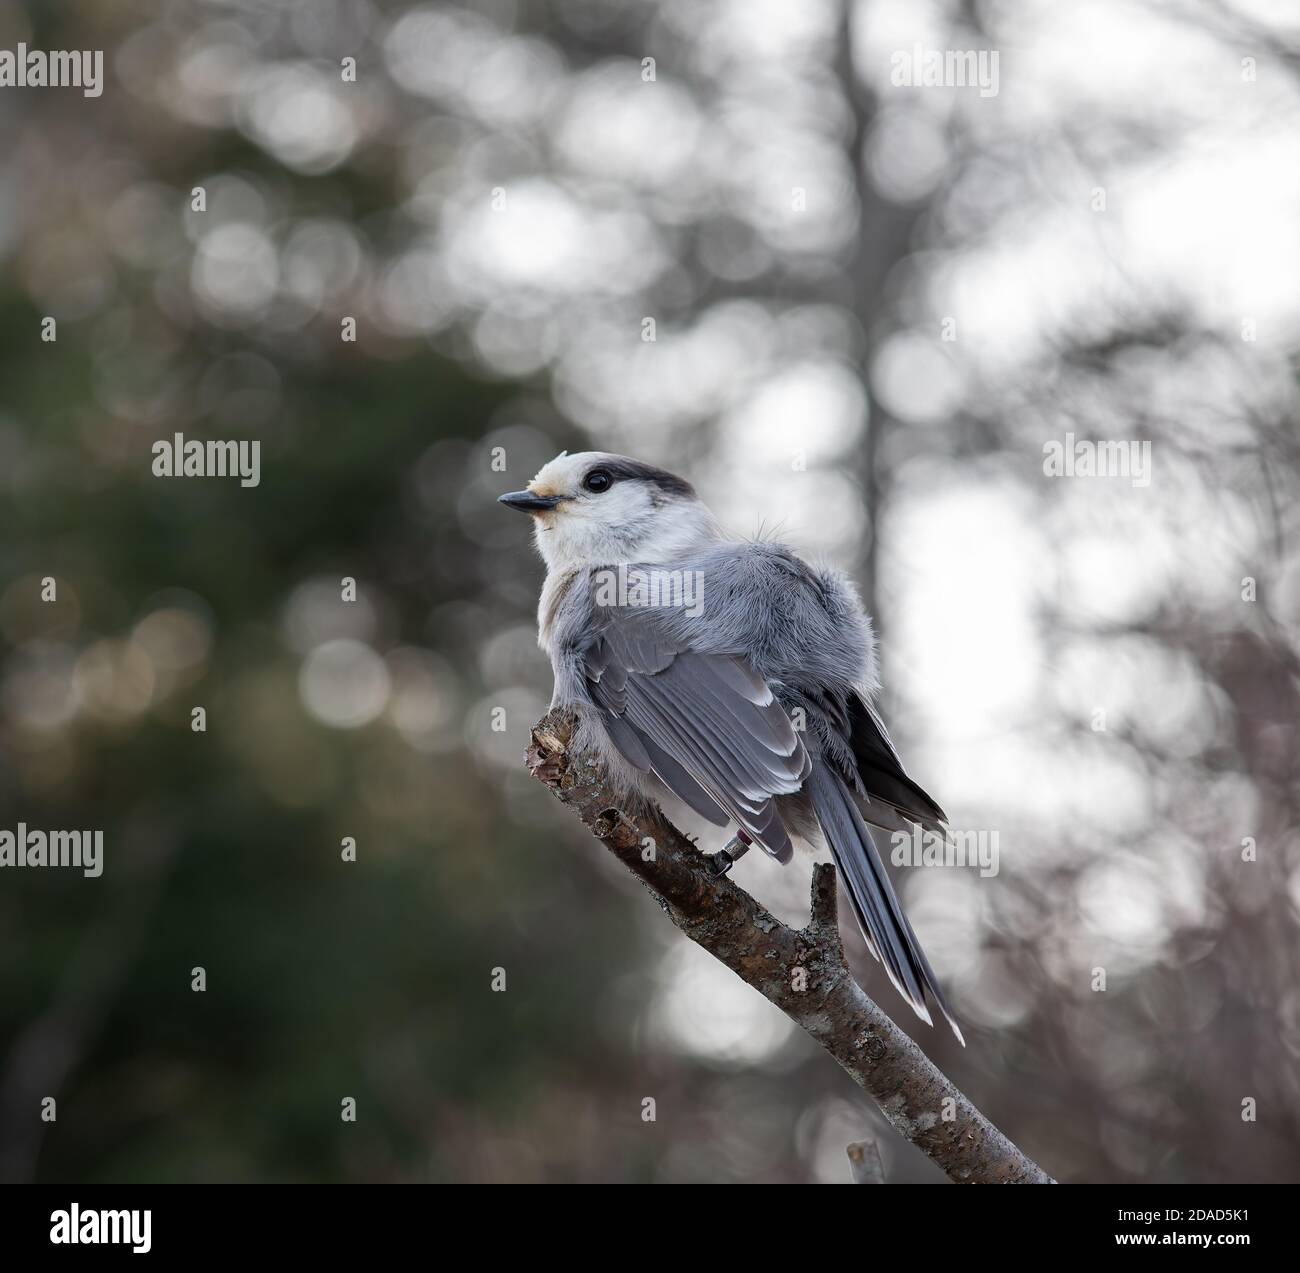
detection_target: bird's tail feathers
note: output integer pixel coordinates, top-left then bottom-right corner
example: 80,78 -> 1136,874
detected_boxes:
806,760 -> 965,1046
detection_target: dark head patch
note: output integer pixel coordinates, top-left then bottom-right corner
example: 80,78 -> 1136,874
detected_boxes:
595,458 -> 695,500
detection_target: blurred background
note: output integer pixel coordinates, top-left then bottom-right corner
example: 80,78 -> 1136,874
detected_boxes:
1,0 -> 1298,1184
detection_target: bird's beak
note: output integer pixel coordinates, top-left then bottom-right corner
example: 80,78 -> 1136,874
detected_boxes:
498,489 -> 563,514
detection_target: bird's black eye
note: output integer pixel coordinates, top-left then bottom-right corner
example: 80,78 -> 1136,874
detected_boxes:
583,468 -> 613,494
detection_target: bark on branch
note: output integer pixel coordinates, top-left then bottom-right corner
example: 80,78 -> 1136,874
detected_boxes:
527,708 -> 1054,1185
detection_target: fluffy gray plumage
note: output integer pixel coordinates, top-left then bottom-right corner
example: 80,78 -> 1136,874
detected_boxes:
500,450 -> 963,1044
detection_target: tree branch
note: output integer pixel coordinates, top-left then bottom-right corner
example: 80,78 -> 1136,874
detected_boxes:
527,708 -> 1054,1185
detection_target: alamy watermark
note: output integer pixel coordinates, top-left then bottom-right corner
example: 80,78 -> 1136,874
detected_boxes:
0,825 -> 102,877
1043,432 -> 1152,487
891,825 -> 999,878
890,45 -> 1000,98
0,44 -> 103,98
50,1205 -> 150,1254
593,564 -> 705,619
152,433 -> 261,488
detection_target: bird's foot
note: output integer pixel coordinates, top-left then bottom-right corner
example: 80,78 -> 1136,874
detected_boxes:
711,831 -> 753,876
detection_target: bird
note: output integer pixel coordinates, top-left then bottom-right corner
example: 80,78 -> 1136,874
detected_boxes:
500,451 -> 964,1044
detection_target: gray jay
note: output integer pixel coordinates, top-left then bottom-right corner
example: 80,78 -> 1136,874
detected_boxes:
500,451 -> 963,1044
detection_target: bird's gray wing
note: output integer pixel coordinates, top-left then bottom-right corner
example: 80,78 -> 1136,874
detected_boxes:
582,607 -> 809,862
845,692 -> 948,834
790,684 -> 948,837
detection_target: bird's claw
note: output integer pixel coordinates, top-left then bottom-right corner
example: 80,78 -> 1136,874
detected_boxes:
710,833 -> 753,876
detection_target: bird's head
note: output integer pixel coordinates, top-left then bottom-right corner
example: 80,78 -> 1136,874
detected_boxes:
499,451 -> 717,571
